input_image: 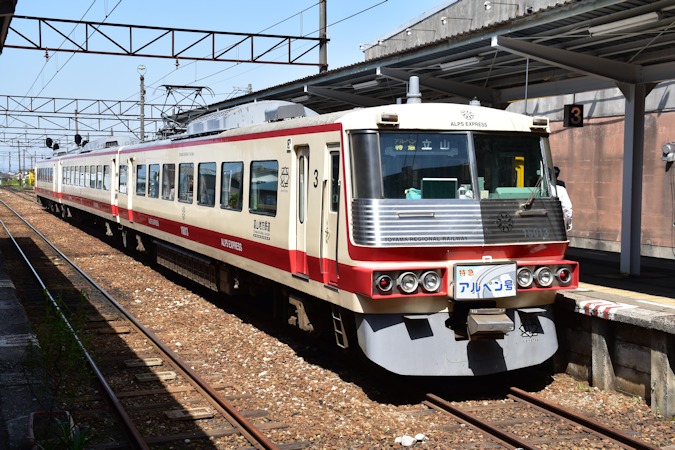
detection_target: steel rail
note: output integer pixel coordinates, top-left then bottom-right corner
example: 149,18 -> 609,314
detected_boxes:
0,198 -> 149,450
425,392 -> 535,450
0,193 -> 279,450
509,387 -> 660,450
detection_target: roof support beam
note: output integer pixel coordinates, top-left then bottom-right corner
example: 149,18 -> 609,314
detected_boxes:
643,61 -> 675,85
491,36 -> 641,84
305,86 -> 386,107
501,76 -> 616,101
377,67 -> 502,105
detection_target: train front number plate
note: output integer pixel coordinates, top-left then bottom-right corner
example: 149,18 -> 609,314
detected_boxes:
454,263 -> 517,300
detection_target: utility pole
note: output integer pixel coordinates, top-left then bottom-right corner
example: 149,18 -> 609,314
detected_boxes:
138,65 -> 147,142
17,142 -> 21,178
319,0 -> 328,73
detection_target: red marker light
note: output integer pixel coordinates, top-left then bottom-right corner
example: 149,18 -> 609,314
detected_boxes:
375,275 -> 393,292
556,267 -> 572,285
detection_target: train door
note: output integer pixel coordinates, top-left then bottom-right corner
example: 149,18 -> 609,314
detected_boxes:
295,146 -> 309,277
116,156 -> 131,222
127,158 -> 135,222
56,161 -> 62,200
110,157 -> 118,220
111,157 -> 119,220
321,144 -> 340,286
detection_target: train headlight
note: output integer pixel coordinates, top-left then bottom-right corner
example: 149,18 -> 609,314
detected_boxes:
556,267 -> 572,286
534,267 -> 554,287
397,272 -> 419,294
420,271 -> 441,292
375,274 -> 394,293
516,267 -> 533,288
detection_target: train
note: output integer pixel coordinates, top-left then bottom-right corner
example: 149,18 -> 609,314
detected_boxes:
35,90 -> 578,377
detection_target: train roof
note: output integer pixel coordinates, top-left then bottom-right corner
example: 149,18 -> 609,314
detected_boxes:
36,102 -> 549,165
207,102 -> 549,138
181,100 -> 319,138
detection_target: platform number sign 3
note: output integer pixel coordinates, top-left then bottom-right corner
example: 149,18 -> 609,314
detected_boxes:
564,104 -> 584,127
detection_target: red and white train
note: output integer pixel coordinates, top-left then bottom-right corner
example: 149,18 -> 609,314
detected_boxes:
35,96 -> 578,376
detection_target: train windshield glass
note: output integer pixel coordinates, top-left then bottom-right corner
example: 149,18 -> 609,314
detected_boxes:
350,130 -> 552,200
378,132 -> 471,199
473,133 -> 552,199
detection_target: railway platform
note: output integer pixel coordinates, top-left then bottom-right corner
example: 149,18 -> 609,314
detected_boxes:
555,247 -> 675,418
0,248 -> 673,448
0,250 -> 44,450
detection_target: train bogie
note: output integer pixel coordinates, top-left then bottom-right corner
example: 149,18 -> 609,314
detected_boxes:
35,99 -> 578,376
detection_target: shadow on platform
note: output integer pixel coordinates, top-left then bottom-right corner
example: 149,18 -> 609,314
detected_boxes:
566,247 -> 675,300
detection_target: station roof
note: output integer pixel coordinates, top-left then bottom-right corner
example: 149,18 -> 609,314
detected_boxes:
184,0 -> 675,119
0,0 -> 16,54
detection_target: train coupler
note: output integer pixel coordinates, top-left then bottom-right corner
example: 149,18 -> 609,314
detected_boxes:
467,308 -> 514,340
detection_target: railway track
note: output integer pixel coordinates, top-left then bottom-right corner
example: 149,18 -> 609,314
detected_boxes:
0,195 -> 307,449
3,185 -> 38,203
425,387 -> 660,449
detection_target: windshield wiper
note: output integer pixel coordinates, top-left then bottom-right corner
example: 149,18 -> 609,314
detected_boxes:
521,176 -> 542,210
517,177 -> 549,217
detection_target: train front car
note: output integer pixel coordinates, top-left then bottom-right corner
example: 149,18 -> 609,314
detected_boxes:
338,103 -> 578,376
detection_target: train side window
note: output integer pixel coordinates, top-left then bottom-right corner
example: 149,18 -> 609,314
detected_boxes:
197,162 -> 216,207
221,162 -> 243,211
178,163 -> 194,203
103,165 -> 110,191
119,165 -> 128,194
85,166 -> 90,188
148,164 -> 160,198
136,164 -> 147,196
96,165 -> 103,189
250,160 -> 278,216
161,164 -> 175,200
90,165 -> 96,188
330,152 -> 340,212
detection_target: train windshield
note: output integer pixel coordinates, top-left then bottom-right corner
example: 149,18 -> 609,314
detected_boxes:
349,130 -> 553,200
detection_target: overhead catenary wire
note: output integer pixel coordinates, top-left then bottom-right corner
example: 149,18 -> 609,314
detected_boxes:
3,1 -> 392,155
2,0 -> 125,153
143,0 -> 390,102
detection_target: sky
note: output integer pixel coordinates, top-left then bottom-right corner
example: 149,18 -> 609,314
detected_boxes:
0,0 -> 447,172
